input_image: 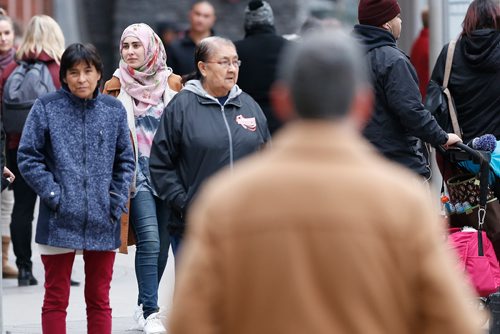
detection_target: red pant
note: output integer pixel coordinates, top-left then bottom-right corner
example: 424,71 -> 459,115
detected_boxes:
41,250 -> 116,334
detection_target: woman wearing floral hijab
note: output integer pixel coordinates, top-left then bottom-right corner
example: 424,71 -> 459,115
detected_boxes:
103,23 -> 181,334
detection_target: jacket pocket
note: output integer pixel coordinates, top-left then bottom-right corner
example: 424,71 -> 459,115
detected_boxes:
86,175 -> 112,224
57,172 -> 86,221
109,191 -> 122,223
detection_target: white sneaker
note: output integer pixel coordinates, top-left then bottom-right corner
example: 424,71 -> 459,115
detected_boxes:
143,311 -> 166,334
130,304 -> 146,330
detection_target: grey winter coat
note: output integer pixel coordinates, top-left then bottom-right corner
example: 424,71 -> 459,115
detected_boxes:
17,88 -> 135,251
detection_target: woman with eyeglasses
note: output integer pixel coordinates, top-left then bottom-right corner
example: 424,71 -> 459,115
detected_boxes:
150,36 -> 270,256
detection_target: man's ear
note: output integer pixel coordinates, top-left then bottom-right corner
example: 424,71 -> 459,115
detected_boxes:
349,86 -> 374,130
381,21 -> 392,33
270,81 -> 295,123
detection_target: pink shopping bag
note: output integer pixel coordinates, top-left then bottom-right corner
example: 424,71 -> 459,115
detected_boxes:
448,227 -> 500,297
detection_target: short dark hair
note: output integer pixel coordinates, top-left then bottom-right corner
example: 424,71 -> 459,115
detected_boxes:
421,8 -> 429,28
277,29 -> 368,120
59,43 -> 103,90
462,0 -> 500,37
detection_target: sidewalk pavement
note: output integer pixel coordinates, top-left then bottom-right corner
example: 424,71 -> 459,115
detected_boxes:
2,242 -> 492,334
2,245 -> 175,334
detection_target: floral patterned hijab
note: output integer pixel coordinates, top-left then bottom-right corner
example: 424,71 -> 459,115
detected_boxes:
118,23 -> 171,117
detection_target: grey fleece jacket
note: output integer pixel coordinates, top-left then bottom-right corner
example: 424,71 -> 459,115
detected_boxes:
17,88 -> 134,251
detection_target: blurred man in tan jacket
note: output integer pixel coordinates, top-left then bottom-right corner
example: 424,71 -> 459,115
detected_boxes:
168,29 -> 482,334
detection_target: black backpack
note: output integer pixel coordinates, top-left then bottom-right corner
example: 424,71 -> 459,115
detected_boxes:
2,61 -> 56,134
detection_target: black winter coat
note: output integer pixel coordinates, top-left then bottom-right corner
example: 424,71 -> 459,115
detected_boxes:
166,30 -> 215,76
430,29 -> 500,143
354,25 -> 448,177
149,81 -> 270,233
234,25 -> 289,134
166,33 -> 197,76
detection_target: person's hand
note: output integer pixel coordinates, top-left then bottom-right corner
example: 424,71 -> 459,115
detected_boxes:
2,167 -> 15,183
444,133 -> 462,149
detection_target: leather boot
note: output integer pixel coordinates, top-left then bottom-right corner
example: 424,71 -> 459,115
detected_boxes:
2,236 -> 18,278
18,266 -> 38,286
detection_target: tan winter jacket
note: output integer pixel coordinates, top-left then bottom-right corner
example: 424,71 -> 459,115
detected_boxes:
169,121 -> 482,334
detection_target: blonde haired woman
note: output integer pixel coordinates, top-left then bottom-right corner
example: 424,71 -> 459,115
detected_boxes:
1,14 -> 64,287
14,14 -> 64,65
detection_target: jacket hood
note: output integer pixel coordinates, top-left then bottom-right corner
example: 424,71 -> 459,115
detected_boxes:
353,24 -> 397,52
183,79 -> 242,103
460,29 -> 500,70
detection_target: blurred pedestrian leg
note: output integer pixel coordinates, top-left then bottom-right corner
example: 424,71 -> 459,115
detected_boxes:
1,188 -> 17,278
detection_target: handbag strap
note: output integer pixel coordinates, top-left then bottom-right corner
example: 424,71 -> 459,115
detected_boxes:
476,156 -> 489,256
478,231 -> 484,256
455,142 -> 490,255
442,40 -> 462,138
478,151 -> 490,224
443,40 -> 456,89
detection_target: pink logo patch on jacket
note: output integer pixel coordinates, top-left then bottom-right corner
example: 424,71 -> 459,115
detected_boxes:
235,115 -> 257,132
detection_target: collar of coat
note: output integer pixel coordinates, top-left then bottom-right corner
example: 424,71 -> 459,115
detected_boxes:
60,86 -> 99,107
182,79 -> 243,107
244,24 -> 276,37
353,24 -> 397,52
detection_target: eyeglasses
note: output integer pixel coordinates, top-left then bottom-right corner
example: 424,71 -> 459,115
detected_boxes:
205,59 -> 242,69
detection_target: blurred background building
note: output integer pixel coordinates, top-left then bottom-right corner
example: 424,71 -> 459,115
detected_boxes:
0,0 -> 473,82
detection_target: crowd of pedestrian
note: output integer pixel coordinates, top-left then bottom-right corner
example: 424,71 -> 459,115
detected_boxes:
0,0 -> 499,333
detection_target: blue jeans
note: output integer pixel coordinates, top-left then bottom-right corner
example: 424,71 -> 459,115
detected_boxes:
130,191 -> 170,318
